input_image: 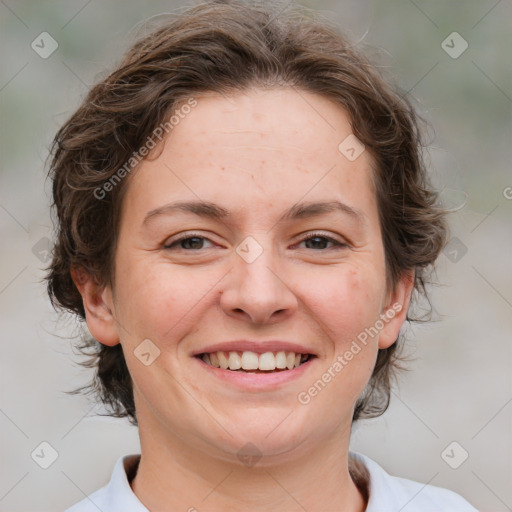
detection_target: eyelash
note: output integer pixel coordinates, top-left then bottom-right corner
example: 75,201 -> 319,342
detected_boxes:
164,231 -> 348,251
297,232 -> 348,250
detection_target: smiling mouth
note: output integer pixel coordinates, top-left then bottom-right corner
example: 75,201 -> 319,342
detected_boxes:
196,350 -> 315,373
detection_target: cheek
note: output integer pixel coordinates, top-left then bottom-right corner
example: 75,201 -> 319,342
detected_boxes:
301,267 -> 383,397
305,266 -> 385,347
300,269 -> 383,413
114,258 -> 212,345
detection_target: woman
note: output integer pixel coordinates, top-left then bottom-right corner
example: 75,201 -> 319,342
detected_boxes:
47,1 -> 478,510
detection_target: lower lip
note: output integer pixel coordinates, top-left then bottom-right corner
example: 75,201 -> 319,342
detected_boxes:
194,356 -> 316,390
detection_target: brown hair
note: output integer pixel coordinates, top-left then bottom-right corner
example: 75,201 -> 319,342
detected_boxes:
46,0 -> 448,426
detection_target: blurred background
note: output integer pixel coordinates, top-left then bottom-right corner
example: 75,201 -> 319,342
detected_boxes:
1,1 -> 511,510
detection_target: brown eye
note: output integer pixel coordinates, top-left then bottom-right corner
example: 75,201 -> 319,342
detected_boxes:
164,234 -> 214,250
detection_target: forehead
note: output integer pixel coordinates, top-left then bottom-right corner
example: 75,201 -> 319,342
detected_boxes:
166,88 -> 358,162
122,87 -> 377,226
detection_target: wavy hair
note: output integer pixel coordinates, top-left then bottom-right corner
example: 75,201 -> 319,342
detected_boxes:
46,0 -> 448,426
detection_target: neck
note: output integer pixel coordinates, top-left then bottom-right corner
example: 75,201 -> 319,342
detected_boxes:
130,420 -> 367,512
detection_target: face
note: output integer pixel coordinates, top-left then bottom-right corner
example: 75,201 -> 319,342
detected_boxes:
77,87 -> 412,464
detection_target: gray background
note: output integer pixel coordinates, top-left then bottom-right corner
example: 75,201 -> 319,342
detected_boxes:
1,1 -> 511,511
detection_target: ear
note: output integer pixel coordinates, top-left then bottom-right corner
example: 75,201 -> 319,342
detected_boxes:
377,269 -> 415,349
71,266 -> 120,346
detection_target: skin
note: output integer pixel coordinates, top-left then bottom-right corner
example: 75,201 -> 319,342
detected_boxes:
73,87 -> 414,512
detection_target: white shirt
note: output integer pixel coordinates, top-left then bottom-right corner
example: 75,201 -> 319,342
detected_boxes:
64,452 -> 478,511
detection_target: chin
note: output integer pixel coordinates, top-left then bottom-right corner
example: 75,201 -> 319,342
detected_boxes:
204,418 -> 314,465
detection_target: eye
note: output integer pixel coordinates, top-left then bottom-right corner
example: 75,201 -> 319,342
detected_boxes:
163,231 -> 347,252
295,232 -> 348,250
164,233 -> 216,251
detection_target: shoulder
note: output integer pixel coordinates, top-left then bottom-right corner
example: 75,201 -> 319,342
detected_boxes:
63,485 -> 110,512
350,452 -> 478,512
62,454 -> 145,512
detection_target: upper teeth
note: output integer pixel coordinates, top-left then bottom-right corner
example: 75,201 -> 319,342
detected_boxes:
201,351 -> 308,371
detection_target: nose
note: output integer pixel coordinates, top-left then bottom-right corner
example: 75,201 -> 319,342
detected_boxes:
220,242 -> 298,325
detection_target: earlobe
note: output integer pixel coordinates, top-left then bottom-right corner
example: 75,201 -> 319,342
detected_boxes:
71,266 -> 120,347
377,270 -> 415,349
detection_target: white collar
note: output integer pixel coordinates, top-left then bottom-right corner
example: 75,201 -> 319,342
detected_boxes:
65,451 -> 477,511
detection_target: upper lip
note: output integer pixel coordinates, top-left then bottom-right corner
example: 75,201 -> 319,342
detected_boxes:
192,340 -> 317,357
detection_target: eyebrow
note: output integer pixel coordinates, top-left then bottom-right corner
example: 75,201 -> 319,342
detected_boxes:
142,199 -> 366,227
